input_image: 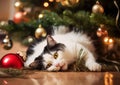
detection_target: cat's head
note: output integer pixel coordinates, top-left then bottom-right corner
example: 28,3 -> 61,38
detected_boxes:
29,35 -> 68,71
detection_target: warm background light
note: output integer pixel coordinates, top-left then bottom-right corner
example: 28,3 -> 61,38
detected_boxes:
49,0 -> 54,2
38,14 -> 44,18
43,2 -> 49,7
104,37 -> 114,45
14,1 -> 21,7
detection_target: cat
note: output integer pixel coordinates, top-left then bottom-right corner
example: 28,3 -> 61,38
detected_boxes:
24,26 -> 101,71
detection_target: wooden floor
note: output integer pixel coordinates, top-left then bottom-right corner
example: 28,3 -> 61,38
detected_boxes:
0,42 -> 120,85
0,72 -> 120,85
0,41 -> 27,59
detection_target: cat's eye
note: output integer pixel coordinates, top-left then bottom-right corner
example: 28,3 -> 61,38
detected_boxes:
46,63 -> 52,68
53,52 -> 58,59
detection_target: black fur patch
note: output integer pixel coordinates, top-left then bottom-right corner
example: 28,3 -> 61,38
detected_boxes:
31,43 -> 65,70
44,43 -> 66,54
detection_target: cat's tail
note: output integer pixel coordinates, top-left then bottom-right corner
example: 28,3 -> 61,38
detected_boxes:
53,25 -> 71,34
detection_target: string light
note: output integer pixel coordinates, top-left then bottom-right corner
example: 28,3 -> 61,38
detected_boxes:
49,0 -> 54,2
103,37 -> 114,45
43,2 -> 49,7
38,14 -> 44,18
14,1 -> 21,8
103,37 -> 114,50
96,24 -> 108,37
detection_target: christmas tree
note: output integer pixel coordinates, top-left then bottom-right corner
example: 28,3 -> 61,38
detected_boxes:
0,0 -> 120,71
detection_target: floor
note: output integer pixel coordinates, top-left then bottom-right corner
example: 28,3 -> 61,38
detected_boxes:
0,41 -> 27,58
0,72 -> 120,85
0,41 -> 120,85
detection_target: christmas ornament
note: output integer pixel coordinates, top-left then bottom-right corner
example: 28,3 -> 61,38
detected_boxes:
0,21 -> 8,26
35,25 -> 47,39
22,36 -> 35,45
0,53 -> 24,69
103,37 -> 114,50
0,29 -> 7,42
104,37 -> 114,45
92,1 -> 104,14
2,35 -> 13,50
96,24 -> 108,37
60,0 -> 79,7
13,11 -> 24,24
13,11 -> 29,24
27,36 -> 35,43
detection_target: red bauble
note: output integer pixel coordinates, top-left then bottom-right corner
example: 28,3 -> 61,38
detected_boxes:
13,12 -> 24,24
0,53 -> 24,69
13,11 -> 29,24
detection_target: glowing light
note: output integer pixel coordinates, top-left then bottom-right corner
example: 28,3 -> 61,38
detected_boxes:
103,37 -> 114,45
3,80 -> 8,85
43,2 -> 49,7
104,72 -> 113,85
104,37 -> 109,44
14,1 -> 21,7
0,21 -> 8,26
15,12 -> 23,18
38,14 -> 44,18
4,58 -> 9,63
109,39 -> 113,44
49,0 -> 54,2
56,0 -> 60,2
28,37 -> 34,43
23,12 -> 27,16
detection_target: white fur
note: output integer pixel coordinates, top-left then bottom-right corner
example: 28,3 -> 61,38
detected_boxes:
24,27 -> 101,71
24,40 -> 47,67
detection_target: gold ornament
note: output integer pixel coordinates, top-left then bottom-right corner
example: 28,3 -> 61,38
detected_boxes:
96,24 -> 108,37
27,36 -> 35,43
103,37 -> 114,50
2,35 -> 13,50
0,29 -> 7,41
60,0 -> 79,7
92,1 -> 104,14
35,25 -> 47,39
103,37 -> 114,45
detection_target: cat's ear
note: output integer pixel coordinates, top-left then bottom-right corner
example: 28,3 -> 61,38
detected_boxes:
47,35 -> 56,47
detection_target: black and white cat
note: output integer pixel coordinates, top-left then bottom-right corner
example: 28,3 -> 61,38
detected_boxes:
24,26 -> 101,71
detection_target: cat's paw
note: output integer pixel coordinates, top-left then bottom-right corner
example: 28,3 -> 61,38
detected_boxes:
47,66 -> 60,71
60,60 -> 68,70
61,63 -> 68,70
86,62 -> 101,71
